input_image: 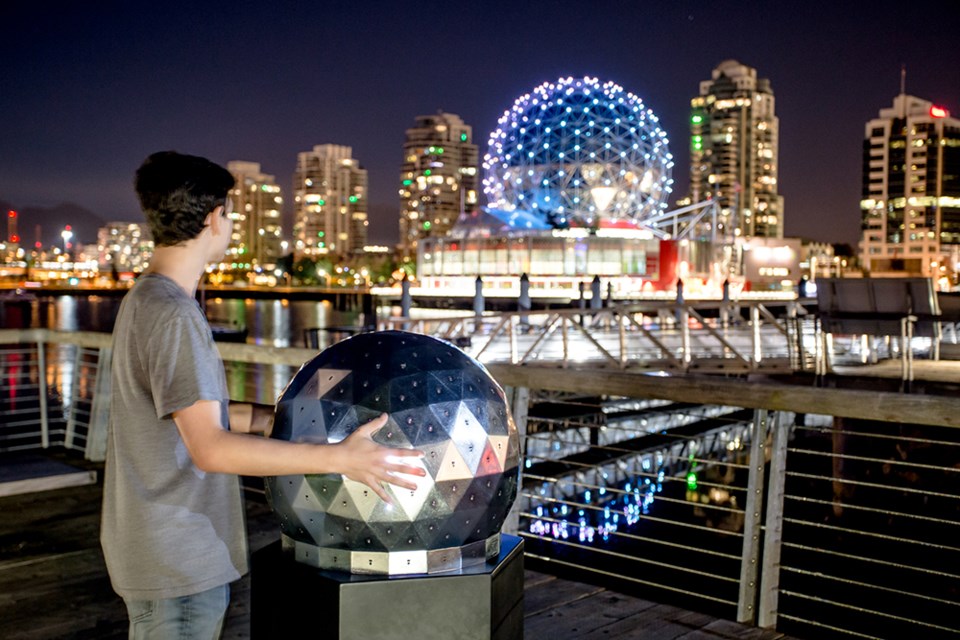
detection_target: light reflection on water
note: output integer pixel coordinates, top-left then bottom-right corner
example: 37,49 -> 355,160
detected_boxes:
33,294 -> 366,344
32,294 -> 368,406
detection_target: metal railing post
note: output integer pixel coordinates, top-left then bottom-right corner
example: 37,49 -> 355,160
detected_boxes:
37,338 -> 49,448
737,409 -> 769,623
680,305 -> 691,367
758,411 -> 788,629
751,304 -> 762,364
86,346 -> 112,462
561,316 -> 569,367
502,385 -> 529,536
64,345 -> 84,449
618,311 -> 627,368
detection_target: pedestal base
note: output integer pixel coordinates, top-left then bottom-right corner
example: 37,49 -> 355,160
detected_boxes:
251,534 -> 524,640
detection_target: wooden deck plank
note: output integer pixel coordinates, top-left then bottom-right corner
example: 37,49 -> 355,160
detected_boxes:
522,572 -> 606,616
0,453 -> 802,640
0,453 -> 97,498
525,589 -> 661,638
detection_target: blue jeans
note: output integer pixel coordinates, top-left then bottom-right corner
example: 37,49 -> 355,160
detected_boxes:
124,583 -> 229,640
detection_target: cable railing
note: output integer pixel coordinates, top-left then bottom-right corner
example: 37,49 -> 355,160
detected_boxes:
378,298 -> 956,378
3,328 -> 959,639
377,300 -> 814,373
0,330 -> 112,457
488,364 -> 960,640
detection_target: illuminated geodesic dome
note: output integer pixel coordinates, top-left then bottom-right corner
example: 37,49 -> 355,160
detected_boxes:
483,76 -> 674,229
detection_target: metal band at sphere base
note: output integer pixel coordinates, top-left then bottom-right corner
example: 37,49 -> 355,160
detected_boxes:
282,532 -> 502,575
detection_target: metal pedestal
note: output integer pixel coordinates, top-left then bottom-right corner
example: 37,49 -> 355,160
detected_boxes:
251,534 -> 524,640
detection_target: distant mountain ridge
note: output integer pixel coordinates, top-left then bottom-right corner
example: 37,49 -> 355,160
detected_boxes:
0,199 -> 107,248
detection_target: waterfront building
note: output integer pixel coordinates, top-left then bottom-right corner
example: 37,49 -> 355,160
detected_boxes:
1,210 -> 21,264
96,222 -> 153,276
859,94 -> 960,284
420,76 -> 704,297
800,241 -> 838,282
225,161 -> 284,271
689,60 -> 783,239
739,237 -> 801,291
398,113 -> 479,260
292,144 -> 368,260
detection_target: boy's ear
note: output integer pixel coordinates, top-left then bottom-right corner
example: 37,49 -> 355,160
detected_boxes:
206,206 -> 225,233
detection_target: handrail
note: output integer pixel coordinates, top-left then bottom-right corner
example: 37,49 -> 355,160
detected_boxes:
5,328 -> 958,428
486,363 -> 960,428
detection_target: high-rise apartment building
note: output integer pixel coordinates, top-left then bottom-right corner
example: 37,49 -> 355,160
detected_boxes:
226,161 -> 284,269
293,144 -> 368,259
689,60 -> 783,238
399,113 -> 478,259
97,222 -> 153,275
859,95 -> 960,279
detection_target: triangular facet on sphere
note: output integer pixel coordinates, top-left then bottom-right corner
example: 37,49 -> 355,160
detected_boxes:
309,368 -> 352,398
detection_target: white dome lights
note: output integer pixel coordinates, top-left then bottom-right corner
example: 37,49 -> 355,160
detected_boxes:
483,77 -> 674,229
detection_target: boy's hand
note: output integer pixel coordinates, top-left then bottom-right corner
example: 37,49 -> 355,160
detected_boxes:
336,413 -> 425,503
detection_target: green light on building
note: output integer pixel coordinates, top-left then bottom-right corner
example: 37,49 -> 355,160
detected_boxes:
686,472 -> 698,491
691,114 -> 703,125
317,231 -> 325,238
349,195 -> 358,203
423,221 -> 432,230
460,133 -> 467,142
403,179 -> 413,186
317,199 -> 325,206
424,170 -> 431,176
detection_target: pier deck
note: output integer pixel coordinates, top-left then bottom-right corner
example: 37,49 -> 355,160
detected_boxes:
0,454 -> 796,640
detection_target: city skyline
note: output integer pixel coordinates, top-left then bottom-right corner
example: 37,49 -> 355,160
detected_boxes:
2,1 -> 958,247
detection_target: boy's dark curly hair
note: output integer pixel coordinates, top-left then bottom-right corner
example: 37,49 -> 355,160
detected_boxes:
135,151 -> 235,247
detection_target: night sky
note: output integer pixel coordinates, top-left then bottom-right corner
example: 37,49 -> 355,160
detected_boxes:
2,1 -> 958,248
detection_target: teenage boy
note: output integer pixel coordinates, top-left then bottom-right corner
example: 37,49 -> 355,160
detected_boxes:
101,151 -> 424,639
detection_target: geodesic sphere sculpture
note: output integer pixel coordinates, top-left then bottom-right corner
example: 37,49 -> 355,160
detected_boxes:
483,76 -> 674,229
265,330 -> 521,575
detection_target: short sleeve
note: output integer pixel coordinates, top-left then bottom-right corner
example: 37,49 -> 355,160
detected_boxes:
146,310 -> 225,420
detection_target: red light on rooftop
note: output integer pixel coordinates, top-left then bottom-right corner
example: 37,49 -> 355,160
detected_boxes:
931,106 -> 949,118
35,242 -> 42,249
7,210 -> 16,218
11,234 -> 19,243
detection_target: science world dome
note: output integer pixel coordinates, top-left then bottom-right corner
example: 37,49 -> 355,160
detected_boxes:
482,76 -> 674,230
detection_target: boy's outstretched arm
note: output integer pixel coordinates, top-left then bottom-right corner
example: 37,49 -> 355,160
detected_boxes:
174,403 -> 424,502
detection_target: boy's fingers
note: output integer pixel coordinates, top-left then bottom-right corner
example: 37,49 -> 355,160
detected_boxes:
368,480 -> 392,503
387,463 -> 426,477
385,477 -> 418,491
388,448 -> 424,458
355,414 -> 389,437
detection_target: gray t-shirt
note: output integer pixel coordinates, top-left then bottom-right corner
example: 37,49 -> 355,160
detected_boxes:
101,273 -> 248,600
